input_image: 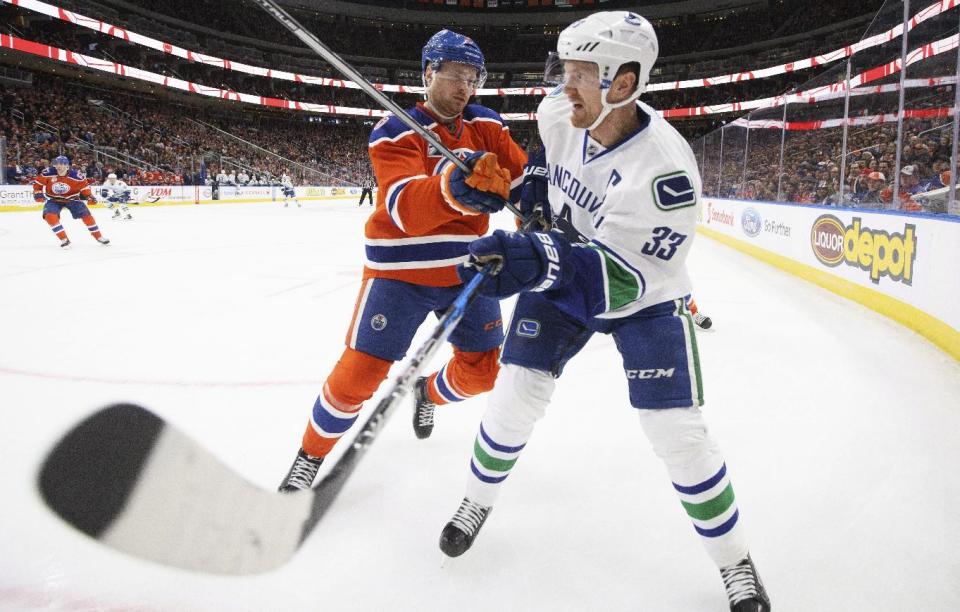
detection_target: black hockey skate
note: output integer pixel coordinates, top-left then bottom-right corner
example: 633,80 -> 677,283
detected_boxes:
693,312 -> 713,330
412,376 -> 436,439
59,238 -> 71,249
96,237 -> 110,245
439,497 -> 491,557
720,554 -> 770,612
278,448 -> 324,493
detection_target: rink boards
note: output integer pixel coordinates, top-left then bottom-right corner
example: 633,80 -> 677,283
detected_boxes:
0,184 -> 370,211
699,197 -> 960,360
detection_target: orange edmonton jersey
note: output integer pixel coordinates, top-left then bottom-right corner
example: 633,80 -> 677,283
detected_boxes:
32,168 -> 93,202
364,102 -> 527,287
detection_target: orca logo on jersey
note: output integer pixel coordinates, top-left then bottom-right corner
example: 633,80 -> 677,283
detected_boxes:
370,314 -> 388,331
653,172 -> 697,211
52,182 -> 71,195
516,318 -> 540,338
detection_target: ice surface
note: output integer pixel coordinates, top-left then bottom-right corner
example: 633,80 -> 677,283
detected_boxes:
1,199 -> 958,611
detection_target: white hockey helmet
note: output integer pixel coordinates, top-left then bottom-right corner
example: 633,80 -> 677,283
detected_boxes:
547,11 -> 659,129
107,173 -> 117,180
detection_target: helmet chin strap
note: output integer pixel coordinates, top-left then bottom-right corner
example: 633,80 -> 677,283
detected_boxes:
587,88 -> 642,132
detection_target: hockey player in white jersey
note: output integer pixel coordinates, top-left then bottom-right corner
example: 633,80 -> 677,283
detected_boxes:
438,12 -> 769,611
100,173 -> 133,220
281,173 -> 300,207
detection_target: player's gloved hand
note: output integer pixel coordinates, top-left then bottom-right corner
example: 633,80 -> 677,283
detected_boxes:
33,193 -> 45,204
441,151 -> 510,215
518,146 -> 552,232
457,229 -> 571,298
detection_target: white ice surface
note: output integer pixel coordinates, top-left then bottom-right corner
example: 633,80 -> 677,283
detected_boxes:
1,200 -> 958,611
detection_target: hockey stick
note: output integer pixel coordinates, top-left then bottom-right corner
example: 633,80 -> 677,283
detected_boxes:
36,263 -> 498,575
38,403 -> 315,575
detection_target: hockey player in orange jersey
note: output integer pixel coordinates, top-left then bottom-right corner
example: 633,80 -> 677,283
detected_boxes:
34,155 -> 109,248
277,30 -> 528,491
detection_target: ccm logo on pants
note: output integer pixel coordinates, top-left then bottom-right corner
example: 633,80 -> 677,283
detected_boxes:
625,368 -> 675,379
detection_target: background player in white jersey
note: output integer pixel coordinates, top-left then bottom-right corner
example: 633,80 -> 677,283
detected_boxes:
100,173 -> 133,220
281,173 -> 300,207
439,13 -> 768,611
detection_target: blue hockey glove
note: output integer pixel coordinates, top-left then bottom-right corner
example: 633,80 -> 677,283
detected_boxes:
441,151 -> 510,215
518,146 -> 552,231
457,229 -> 571,298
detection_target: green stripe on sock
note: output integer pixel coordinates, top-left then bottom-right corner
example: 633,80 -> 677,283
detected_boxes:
680,301 -> 704,403
681,482 -> 735,521
473,439 -> 517,473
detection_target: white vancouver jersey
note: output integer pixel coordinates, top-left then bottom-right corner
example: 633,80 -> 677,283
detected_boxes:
102,180 -> 130,196
538,89 -> 701,318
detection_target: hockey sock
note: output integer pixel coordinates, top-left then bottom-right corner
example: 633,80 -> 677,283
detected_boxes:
301,348 -> 391,458
637,407 -> 749,568
687,298 -> 699,315
301,382 -> 362,458
44,213 -> 68,241
81,215 -> 103,240
424,348 -> 499,406
464,365 -> 554,507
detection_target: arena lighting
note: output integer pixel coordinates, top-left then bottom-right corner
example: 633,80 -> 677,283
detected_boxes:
2,31 -> 957,126
4,0 -> 958,95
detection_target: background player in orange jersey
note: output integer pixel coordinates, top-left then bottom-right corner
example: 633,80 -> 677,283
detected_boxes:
34,155 -> 109,248
277,30 -> 528,491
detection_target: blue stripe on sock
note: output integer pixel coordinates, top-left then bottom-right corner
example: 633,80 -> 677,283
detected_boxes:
311,396 -> 357,435
673,463 -> 727,495
88,225 -> 99,232
479,423 -> 526,454
434,368 -> 461,403
694,508 -> 740,538
470,458 -> 508,484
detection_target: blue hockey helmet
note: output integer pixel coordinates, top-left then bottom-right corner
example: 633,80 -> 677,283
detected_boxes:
52,155 -> 70,166
421,30 -> 487,89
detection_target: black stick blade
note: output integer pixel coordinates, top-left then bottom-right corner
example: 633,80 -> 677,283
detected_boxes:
38,404 -> 315,575
38,404 -> 163,538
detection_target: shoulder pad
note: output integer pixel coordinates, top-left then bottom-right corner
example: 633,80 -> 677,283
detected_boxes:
69,169 -> 85,180
464,104 -> 503,125
369,107 -> 433,144
41,168 -> 57,177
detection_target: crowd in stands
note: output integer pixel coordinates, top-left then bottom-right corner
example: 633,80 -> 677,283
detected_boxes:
2,0 -> 955,214
1,74 -> 375,187
701,115 -> 956,214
